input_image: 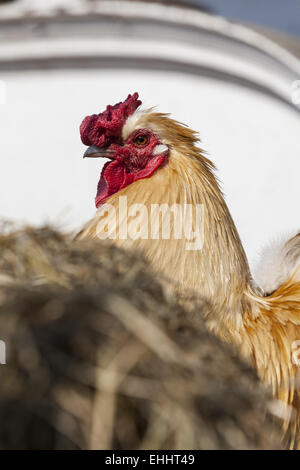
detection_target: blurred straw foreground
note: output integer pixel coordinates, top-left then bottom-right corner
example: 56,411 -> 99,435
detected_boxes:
0,226 -> 281,449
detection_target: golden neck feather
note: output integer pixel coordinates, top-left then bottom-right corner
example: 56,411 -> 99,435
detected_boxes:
82,113 -> 255,321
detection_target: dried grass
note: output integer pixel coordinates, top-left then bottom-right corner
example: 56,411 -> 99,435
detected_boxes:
0,226 -> 280,449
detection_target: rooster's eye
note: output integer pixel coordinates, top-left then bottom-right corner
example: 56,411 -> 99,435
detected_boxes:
134,135 -> 149,147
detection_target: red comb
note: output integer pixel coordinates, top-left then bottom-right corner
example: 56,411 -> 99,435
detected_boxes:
80,92 -> 142,147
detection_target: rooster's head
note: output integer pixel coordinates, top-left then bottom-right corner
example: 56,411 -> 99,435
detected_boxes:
80,92 -> 172,207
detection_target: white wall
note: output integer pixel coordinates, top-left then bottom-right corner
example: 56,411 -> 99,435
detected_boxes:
1,68 -> 300,269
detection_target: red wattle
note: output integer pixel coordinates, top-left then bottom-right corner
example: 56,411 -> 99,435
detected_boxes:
95,155 -> 167,208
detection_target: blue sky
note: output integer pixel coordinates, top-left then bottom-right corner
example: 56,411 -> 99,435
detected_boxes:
191,0 -> 300,37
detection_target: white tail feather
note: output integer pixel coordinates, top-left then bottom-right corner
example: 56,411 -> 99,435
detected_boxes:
254,231 -> 300,295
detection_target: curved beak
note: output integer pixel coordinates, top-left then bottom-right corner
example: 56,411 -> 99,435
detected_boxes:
83,145 -> 114,159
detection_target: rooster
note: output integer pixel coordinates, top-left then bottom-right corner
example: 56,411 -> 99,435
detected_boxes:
77,93 -> 300,448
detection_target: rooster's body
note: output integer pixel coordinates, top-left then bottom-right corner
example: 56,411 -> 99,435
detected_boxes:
77,93 -> 300,448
